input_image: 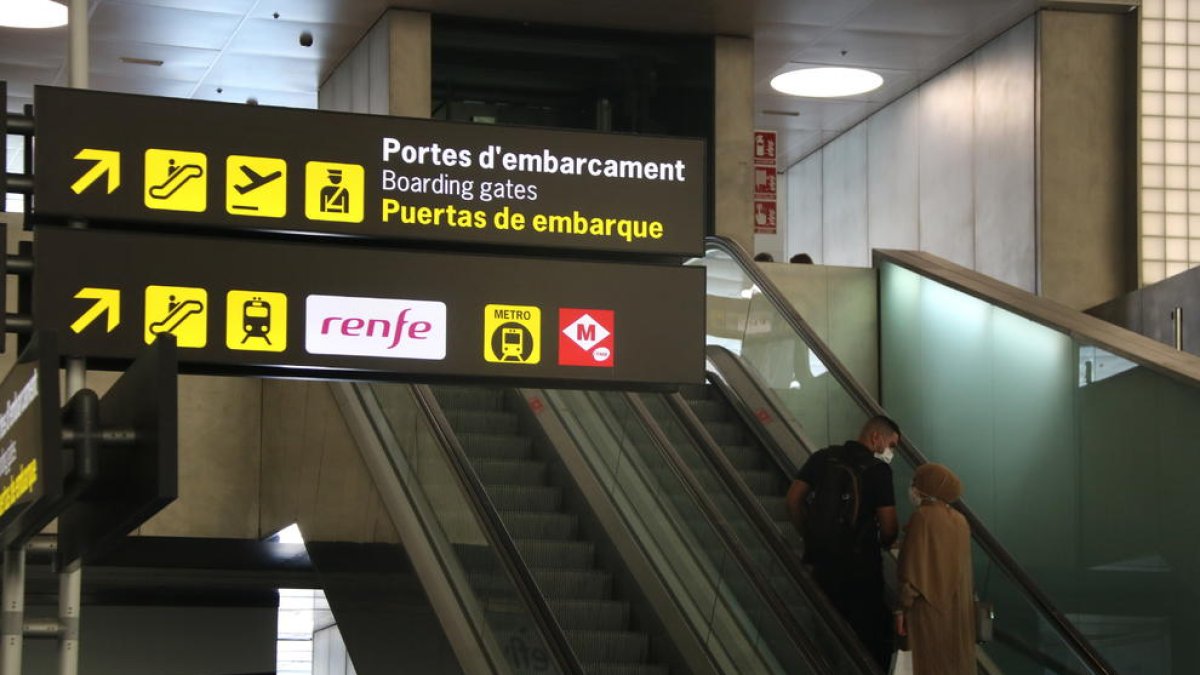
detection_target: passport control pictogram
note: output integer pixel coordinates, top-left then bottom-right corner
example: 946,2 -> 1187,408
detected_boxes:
559,308 -> 614,367
484,304 -> 540,364
305,161 -> 364,223
144,285 -> 208,348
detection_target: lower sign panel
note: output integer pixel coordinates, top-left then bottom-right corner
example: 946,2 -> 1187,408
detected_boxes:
34,228 -> 705,388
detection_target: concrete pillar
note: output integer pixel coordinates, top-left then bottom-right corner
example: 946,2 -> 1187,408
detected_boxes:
318,9 -> 430,119
713,36 -> 755,252
1038,10 -> 1137,309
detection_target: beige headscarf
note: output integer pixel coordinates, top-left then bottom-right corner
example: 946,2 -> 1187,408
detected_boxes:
912,463 -> 962,503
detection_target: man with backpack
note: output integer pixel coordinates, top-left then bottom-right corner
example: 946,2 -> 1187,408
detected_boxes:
786,415 -> 901,672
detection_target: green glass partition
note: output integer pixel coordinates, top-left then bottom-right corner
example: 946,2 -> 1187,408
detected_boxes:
692,242 -> 1114,674
879,261 -> 1200,673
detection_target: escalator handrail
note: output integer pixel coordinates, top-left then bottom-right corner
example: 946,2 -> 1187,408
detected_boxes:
409,385 -> 585,675
702,235 -> 1118,675
874,248 -> 1200,388
618,391 -> 843,675
661,391 -> 882,675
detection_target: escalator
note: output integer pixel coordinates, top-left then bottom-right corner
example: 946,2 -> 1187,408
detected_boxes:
326,235 -> 1138,675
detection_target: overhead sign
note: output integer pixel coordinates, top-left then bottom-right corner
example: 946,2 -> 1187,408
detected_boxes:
33,228 -> 705,388
58,336 -> 178,565
0,333 -> 63,547
33,87 -> 706,257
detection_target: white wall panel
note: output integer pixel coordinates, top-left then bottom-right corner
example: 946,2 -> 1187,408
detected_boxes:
349,37 -> 371,114
974,19 -> 1037,291
867,90 -> 920,253
918,62 -> 976,269
822,125 -> 869,266
787,151 -> 824,262
368,20 -> 389,115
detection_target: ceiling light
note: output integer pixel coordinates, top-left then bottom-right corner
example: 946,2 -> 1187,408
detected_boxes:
770,67 -> 883,98
0,0 -> 68,29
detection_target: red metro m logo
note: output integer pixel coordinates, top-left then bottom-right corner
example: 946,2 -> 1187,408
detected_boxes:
559,308 -> 614,367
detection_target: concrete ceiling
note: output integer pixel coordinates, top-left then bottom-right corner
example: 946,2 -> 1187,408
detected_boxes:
1,0 -> 1129,171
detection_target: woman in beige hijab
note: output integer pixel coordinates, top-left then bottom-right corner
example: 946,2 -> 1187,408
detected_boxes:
897,463 -> 974,675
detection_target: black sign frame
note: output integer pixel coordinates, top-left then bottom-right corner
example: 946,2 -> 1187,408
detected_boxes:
33,86 -> 706,259
34,228 -> 706,389
0,332 -> 63,548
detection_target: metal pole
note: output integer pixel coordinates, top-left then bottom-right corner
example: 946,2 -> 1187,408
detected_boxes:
68,0 -> 88,90
1173,307 -> 1184,351
2,550 -> 25,675
62,3 -> 89,673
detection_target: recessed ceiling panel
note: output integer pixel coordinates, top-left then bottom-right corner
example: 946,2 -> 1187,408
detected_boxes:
203,53 -> 322,92
89,2 -> 243,50
224,18 -> 356,60
109,0 -> 256,15
90,41 -> 217,81
789,29 -> 963,71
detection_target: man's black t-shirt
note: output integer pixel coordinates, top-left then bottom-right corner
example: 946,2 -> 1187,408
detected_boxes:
796,440 -> 895,568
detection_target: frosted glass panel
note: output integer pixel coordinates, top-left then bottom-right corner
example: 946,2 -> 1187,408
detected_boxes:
880,261 -> 1200,674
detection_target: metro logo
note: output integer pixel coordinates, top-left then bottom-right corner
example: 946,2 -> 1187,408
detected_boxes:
559,309 -> 614,367
305,295 -> 446,360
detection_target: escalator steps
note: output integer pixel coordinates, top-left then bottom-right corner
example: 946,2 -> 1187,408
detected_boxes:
433,385 -> 668,675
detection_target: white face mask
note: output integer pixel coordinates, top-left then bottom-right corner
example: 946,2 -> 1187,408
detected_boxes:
908,485 -> 924,508
879,447 -> 894,464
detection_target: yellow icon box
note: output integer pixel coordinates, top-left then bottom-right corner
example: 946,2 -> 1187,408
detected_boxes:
144,149 -> 207,212
226,155 -> 287,218
145,285 -> 208,348
226,290 -> 287,352
305,161 -> 364,223
483,304 -> 540,365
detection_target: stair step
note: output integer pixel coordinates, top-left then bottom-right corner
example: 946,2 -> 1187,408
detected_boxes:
445,409 -> 520,434
582,663 -> 669,675
683,398 -> 727,423
486,485 -> 562,512
473,459 -> 548,487
758,495 -> 789,522
503,512 -> 579,539
517,539 -> 595,569
566,630 -> 649,664
699,420 -> 745,445
719,444 -> 765,471
433,385 -> 506,412
550,599 -> 631,631
531,568 -> 612,601
739,468 -> 785,496
458,432 -> 533,460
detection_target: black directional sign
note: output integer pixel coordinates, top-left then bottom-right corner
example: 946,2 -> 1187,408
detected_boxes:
32,87 -> 706,257
0,333 -> 62,546
33,228 -> 705,388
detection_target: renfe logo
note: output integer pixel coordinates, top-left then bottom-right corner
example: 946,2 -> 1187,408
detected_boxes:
305,295 -> 446,360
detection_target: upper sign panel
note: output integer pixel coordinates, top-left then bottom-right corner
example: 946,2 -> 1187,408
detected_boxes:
33,87 -> 706,257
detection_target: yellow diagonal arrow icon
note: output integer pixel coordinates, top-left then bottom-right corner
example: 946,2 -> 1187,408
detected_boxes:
71,288 -> 120,334
70,149 -> 121,195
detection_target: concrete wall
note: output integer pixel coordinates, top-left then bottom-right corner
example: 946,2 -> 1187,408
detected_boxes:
785,17 -> 1037,291
1039,10 -> 1137,309
714,36 -> 756,252
319,10 -> 431,118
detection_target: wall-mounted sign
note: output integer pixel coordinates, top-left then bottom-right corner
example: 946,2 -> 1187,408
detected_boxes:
0,333 -> 62,546
33,87 -> 706,257
33,229 -> 705,388
753,130 -> 777,235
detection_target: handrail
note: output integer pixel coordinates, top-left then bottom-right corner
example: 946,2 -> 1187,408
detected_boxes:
660,391 -> 881,675
409,385 -> 585,675
702,235 -> 1118,675
873,249 -> 1200,388
618,391 -> 841,675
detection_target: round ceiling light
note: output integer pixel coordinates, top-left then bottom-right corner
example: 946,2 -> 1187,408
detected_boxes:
0,0 -> 68,29
770,67 -> 883,98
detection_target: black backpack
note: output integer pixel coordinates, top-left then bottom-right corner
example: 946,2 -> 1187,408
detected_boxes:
803,446 -> 876,561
